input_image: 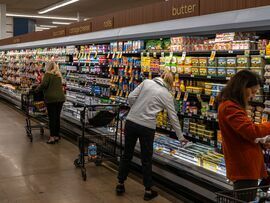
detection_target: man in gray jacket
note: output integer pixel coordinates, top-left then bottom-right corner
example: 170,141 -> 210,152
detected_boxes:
116,72 -> 188,201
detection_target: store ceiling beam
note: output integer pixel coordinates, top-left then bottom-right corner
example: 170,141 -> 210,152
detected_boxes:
1,5 -> 270,50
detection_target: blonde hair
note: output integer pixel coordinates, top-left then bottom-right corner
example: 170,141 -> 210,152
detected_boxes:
46,62 -> 62,79
161,71 -> 174,88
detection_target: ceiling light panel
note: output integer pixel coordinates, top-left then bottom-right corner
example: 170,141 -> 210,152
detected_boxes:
38,0 -> 79,14
6,13 -> 77,21
52,21 -> 71,25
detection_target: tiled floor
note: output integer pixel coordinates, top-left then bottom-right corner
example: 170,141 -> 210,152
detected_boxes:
0,101 -> 183,203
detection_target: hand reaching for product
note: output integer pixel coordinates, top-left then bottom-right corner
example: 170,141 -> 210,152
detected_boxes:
180,138 -> 193,148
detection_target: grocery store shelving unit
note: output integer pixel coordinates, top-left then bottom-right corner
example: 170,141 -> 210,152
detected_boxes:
2,6 -> 270,202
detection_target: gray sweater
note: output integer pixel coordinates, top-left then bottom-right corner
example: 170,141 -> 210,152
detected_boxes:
126,77 -> 184,141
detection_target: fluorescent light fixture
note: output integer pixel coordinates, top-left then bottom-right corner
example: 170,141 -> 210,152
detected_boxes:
36,26 -> 51,30
39,25 -> 58,28
38,0 -> 79,14
52,21 -> 71,25
6,13 -> 77,21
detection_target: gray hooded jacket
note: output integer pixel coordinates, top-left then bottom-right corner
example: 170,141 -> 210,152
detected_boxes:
126,77 -> 184,140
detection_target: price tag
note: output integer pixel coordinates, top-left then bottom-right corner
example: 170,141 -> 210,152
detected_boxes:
260,50 -> 266,56
161,52 -> 165,57
209,96 -> 215,106
116,89 -> 120,96
191,75 -> 194,78
141,52 -> 144,57
184,92 -> 189,102
203,138 -> 207,142
244,50 -> 250,57
176,92 -> 181,101
149,72 -> 152,79
170,52 -> 174,57
210,140 -> 215,146
181,51 -> 186,61
207,75 -> 211,79
226,77 -> 231,80
195,136 -> 200,140
153,52 -> 157,58
209,50 -> 216,61
228,50 -> 233,54
195,93 -> 201,101
147,52 -> 150,57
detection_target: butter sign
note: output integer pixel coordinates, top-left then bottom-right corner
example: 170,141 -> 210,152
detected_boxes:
69,25 -> 91,35
172,3 -> 197,16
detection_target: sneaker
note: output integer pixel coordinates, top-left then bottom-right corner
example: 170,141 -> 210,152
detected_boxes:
144,189 -> 158,201
116,184 -> 125,195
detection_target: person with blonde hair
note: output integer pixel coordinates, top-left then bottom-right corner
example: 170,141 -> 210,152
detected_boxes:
36,62 -> 65,144
116,71 -> 189,201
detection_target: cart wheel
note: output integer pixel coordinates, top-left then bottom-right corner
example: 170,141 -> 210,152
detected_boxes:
94,159 -> 102,166
81,168 -> 87,181
74,159 -> 80,168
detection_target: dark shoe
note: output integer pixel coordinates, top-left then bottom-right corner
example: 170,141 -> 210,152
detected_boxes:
116,184 -> 125,195
144,189 -> 158,201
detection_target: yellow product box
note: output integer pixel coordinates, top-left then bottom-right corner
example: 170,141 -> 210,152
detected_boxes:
204,130 -> 214,138
202,158 -> 218,172
189,122 -> 197,127
197,124 -> 206,130
199,57 -> 208,67
191,57 -> 200,67
199,67 -> 207,76
186,86 -> 193,93
193,87 -> 203,94
205,89 -> 212,96
184,66 -> 192,74
251,55 -> 265,67
190,130 -> 197,135
191,67 -> 200,75
205,83 -> 213,89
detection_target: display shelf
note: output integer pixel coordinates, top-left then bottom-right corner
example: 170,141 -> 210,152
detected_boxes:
179,112 -> 218,122
140,50 -> 262,56
181,74 -> 230,82
183,132 -> 216,147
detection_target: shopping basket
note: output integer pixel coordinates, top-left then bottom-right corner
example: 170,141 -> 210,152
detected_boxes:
21,90 -> 47,142
216,186 -> 270,203
73,104 -> 121,181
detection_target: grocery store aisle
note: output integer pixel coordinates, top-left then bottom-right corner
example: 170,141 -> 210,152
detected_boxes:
0,101 -> 183,203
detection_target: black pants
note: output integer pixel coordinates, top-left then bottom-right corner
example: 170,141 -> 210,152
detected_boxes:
46,102 -> 64,138
233,180 -> 258,202
118,120 -> 155,189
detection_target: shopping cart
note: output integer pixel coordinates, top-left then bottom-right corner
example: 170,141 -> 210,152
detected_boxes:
21,90 -> 47,142
73,104 -> 121,181
216,186 -> 270,203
